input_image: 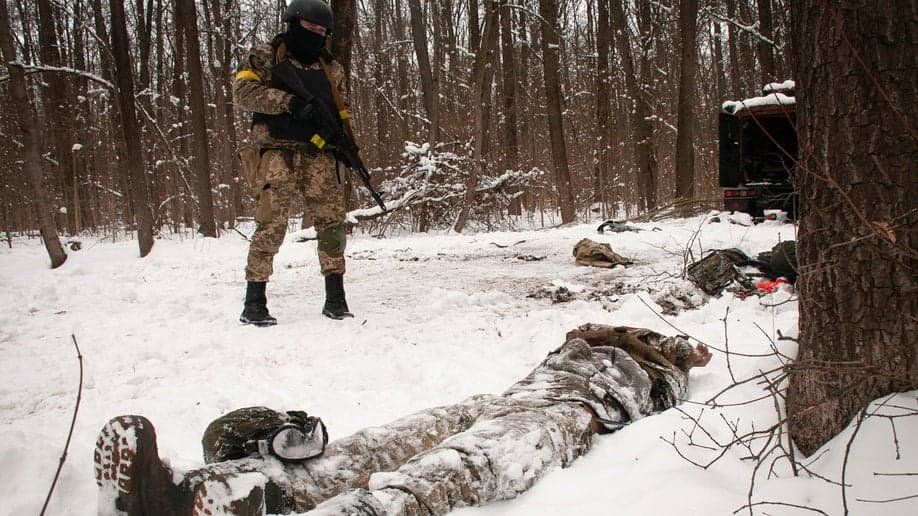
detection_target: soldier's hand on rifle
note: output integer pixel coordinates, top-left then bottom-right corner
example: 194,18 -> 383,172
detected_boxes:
288,96 -> 318,125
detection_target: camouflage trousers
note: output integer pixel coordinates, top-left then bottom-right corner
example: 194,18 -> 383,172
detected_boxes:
190,395 -> 594,515
246,149 -> 346,282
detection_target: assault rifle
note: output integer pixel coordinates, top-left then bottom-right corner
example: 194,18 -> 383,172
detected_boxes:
272,60 -> 387,212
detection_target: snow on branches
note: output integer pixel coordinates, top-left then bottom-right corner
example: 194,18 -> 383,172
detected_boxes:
349,142 -> 542,233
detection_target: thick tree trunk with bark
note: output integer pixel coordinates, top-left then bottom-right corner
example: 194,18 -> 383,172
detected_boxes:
612,0 -> 656,212
110,0 -> 155,255
787,0 -> 918,457
177,0 -> 217,236
725,0 -> 742,97
593,0 -> 612,214
538,0 -> 575,224
498,0 -> 520,215
331,0 -> 356,80
674,0 -> 697,209
0,0 -> 67,267
756,0 -> 776,85
453,1 -> 498,234
36,0 -> 78,236
635,0 -> 657,210
407,0 -> 437,144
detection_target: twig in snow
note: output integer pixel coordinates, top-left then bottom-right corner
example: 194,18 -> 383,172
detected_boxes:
39,335 -> 83,516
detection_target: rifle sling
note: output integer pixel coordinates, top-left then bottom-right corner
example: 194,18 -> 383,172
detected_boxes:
318,58 -> 356,141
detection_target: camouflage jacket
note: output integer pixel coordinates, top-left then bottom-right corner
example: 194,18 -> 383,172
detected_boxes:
233,40 -> 349,149
505,325 -> 690,431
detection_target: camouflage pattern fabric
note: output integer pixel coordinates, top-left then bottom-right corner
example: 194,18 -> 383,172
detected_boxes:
202,407 -> 314,464
187,325 -> 690,514
234,41 -> 349,281
245,150 -> 346,281
234,42 -> 349,150
572,238 -> 633,268
686,248 -> 751,295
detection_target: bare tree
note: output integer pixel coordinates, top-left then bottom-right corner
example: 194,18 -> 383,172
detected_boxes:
177,0 -> 217,236
611,0 -> 656,212
538,0 -> 575,223
110,0 -> 155,255
674,0 -> 698,211
0,0 -> 67,267
453,0 -> 498,233
498,0 -> 520,215
407,0 -> 438,144
756,0 -> 775,84
787,0 -> 917,456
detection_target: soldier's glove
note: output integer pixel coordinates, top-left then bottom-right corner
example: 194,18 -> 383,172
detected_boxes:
289,96 -> 318,124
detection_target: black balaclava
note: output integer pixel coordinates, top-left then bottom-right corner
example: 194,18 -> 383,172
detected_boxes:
284,21 -> 326,64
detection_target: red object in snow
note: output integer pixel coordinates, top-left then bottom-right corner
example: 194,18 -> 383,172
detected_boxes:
755,277 -> 790,293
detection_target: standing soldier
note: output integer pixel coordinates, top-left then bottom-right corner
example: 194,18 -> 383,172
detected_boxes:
234,0 -> 354,325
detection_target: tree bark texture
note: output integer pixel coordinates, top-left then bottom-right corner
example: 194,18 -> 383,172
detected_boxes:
0,0 -> 67,267
453,0 -> 498,234
787,0 -> 918,457
110,0 -> 155,256
498,0 -> 520,215
36,0 -> 78,236
407,0 -> 437,144
674,0 -> 697,208
330,0 -> 356,80
593,0 -> 612,213
756,0 -> 776,85
539,0 -> 575,224
177,0 -> 217,236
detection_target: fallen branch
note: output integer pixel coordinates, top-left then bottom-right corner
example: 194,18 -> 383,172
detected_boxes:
40,335 -> 84,516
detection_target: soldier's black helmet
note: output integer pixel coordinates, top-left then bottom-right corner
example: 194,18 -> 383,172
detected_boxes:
284,0 -> 334,31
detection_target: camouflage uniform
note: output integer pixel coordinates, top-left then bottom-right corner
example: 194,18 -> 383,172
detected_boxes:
234,42 -> 349,280
96,326 -> 698,515
224,327 -> 690,513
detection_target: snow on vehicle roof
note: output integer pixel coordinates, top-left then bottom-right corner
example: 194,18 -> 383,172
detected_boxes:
722,92 -> 796,115
763,79 -> 795,93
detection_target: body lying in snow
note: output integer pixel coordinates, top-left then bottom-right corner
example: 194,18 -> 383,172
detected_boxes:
95,324 -> 712,515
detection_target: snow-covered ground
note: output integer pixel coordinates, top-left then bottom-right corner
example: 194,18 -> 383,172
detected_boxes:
0,214 -> 914,515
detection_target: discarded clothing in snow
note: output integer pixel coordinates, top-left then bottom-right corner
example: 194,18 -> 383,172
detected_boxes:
686,248 -> 754,296
596,220 -> 643,234
756,240 -> 797,282
95,325 -> 708,516
687,242 -> 797,296
573,238 -> 633,268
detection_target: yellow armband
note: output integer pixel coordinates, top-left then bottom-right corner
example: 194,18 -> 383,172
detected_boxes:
235,70 -> 262,83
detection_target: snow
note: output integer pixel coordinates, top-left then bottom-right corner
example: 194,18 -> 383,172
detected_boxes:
0,215 -> 915,515
763,80 -> 795,93
722,92 -> 796,114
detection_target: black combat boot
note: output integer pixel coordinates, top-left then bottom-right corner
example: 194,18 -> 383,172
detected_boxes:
322,273 -> 354,320
240,281 -> 277,327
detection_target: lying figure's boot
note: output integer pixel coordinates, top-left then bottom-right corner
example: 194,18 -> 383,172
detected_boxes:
322,273 -> 354,320
95,415 -> 190,515
193,472 -> 266,516
240,281 -> 277,327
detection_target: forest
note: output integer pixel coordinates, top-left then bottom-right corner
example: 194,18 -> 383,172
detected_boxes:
0,0 -> 791,246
